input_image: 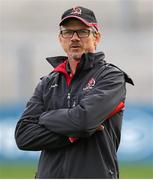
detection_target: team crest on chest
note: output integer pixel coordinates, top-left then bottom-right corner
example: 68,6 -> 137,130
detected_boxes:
83,78 -> 96,91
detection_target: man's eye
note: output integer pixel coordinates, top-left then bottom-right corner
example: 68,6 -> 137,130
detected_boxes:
78,30 -> 89,34
80,30 -> 88,33
63,30 -> 72,34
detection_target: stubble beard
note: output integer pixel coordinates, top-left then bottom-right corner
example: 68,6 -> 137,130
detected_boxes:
68,52 -> 83,62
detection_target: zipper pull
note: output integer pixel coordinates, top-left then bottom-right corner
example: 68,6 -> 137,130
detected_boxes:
67,93 -> 71,108
72,101 -> 76,107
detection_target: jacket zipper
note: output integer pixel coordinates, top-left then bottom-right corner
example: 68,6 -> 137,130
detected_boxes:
63,69 -> 79,176
67,74 -> 78,108
66,70 -> 77,108
67,92 -> 71,108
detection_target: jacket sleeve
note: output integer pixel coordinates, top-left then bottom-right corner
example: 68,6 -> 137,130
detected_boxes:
39,67 -> 126,137
15,79 -> 71,151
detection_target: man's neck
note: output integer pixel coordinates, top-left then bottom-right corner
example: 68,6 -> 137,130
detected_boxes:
68,59 -> 79,74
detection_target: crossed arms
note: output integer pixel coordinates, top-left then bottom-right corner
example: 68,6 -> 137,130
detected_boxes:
15,68 -> 126,151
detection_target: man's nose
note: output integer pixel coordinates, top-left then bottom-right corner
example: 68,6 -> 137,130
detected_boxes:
71,32 -> 80,40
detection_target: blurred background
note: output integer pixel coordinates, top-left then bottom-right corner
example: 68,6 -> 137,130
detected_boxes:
0,0 -> 153,178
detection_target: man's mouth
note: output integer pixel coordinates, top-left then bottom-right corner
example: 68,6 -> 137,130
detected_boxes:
70,44 -> 81,49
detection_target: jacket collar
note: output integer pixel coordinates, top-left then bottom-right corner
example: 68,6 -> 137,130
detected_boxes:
46,52 -> 134,85
46,52 -> 105,70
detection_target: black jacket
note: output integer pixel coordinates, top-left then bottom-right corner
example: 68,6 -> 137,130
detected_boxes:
15,52 -> 133,178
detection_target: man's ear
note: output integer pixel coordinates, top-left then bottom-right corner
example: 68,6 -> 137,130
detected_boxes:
94,32 -> 101,49
95,32 -> 101,44
58,34 -> 62,43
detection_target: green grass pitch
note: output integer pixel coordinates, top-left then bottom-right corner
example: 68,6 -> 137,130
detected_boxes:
0,163 -> 153,179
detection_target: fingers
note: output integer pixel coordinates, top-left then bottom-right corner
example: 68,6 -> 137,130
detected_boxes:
96,124 -> 104,131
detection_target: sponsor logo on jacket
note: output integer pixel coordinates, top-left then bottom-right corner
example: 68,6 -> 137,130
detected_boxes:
83,78 -> 95,91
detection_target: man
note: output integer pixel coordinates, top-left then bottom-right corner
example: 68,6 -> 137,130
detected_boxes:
15,6 -> 134,178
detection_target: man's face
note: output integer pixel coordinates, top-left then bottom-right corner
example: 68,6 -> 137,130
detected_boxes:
59,19 -> 101,61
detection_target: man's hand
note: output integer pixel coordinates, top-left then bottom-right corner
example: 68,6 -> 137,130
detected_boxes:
96,124 -> 104,131
69,124 -> 104,143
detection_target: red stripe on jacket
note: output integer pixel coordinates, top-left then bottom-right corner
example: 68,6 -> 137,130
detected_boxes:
69,101 -> 125,143
53,61 -> 125,143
